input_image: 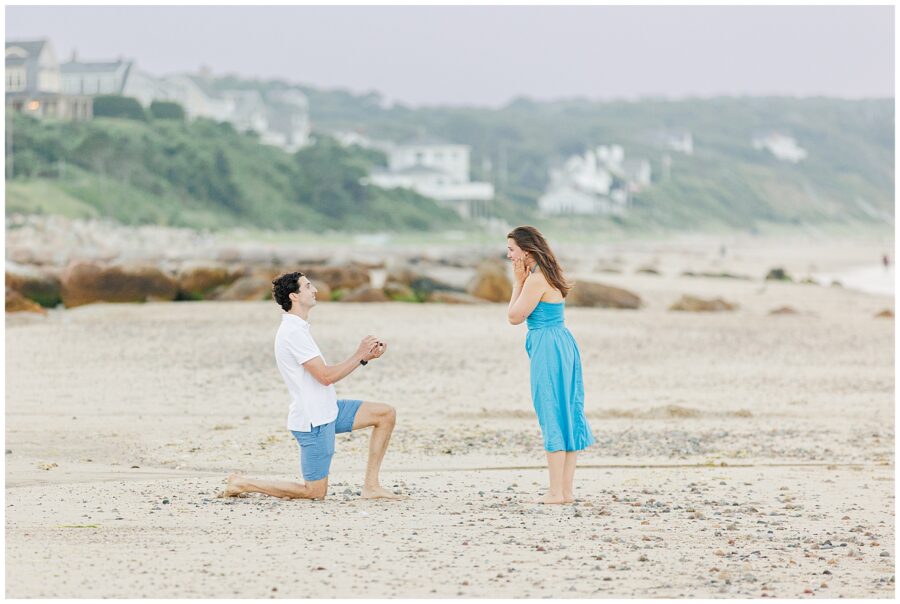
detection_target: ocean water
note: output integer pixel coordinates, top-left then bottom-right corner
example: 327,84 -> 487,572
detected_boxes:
814,264 -> 894,297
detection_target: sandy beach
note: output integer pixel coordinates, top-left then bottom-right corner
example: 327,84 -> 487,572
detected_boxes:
5,237 -> 895,598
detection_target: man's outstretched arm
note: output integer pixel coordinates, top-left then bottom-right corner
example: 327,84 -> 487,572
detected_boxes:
303,336 -> 380,386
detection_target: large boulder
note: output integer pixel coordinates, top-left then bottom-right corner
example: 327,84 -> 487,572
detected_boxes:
5,262 -> 62,307
566,281 -> 642,309
310,279 -> 332,302
212,276 -> 273,301
176,262 -> 241,300
303,264 -> 371,292
466,260 -> 513,302
669,295 -> 737,312
384,266 -> 461,300
383,281 -> 417,302
427,291 -> 485,304
60,262 -> 178,308
6,287 -> 47,314
341,285 -> 389,303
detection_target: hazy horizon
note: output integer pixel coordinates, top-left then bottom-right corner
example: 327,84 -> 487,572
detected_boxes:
6,5 -> 895,107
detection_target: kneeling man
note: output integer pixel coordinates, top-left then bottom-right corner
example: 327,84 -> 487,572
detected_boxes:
222,271 -> 403,500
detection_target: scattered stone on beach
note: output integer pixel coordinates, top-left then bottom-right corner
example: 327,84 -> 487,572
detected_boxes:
769,306 -> 799,315
765,267 -> 792,281
874,309 -> 893,319
341,286 -> 389,303
211,275 -> 272,301
5,261 -> 62,307
669,295 -> 737,312
566,281 -> 642,309
466,260 -> 512,302
175,262 -> 241,300
636,267 -> 661,275
6,287 -> 47,314
60,261 -> 178,308
427,291 -> 485,304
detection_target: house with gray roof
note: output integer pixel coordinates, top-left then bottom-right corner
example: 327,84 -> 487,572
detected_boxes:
6,40 -> 91,121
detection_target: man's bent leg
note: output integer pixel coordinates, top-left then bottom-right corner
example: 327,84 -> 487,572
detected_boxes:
350,401 -> 403,499
221,473 -> 328,500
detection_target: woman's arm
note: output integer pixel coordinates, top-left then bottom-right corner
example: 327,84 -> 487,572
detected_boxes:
508,275 -> 545,325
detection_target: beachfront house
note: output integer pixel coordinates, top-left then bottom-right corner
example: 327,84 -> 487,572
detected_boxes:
752,132 -> 808,163
6,40 -> 91,121
367,135 -> 495,218
538,144 -> 650,216
261,89 -> 311,152
658,129 -> 694,155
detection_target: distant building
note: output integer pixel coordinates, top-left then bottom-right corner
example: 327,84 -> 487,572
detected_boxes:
752,132 -> 807,163
367,135 -> 494,218
538,144 -> 651,216
658,129 -> 694,155
60,53 -> 133,96
262,89 -> 311,152
221,89 -> 268,134
6,40 -> 91,120
161,73 -> 234,122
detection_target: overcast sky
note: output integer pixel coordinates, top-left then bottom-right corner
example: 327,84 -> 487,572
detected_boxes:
6,5 -> 895,107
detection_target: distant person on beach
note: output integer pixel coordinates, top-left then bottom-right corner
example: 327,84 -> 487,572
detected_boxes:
882,254 -> 890,268
220,271 -> 403,501
506,226 -> 596,504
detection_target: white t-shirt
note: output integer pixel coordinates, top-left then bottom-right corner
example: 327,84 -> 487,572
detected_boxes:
274,313 -> 338,432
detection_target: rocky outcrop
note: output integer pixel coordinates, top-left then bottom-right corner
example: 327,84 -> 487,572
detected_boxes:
60,262 -> 178,308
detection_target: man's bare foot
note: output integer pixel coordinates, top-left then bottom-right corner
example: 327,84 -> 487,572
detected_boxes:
564,494 -> 575,503
218,473 -> 247,498
534,494 -> 568,504
361,485 -> 407,500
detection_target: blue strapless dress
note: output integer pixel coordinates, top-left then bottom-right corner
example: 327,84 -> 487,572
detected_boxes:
525,301 -> 596,452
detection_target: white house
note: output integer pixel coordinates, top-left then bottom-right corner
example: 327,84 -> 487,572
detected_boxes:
60,54 -> 132,96
264,89 -> 311,151
538,184 -> 627,216
752,133 -> 807,163
658,129 -> 694,155
221,89 -> 268,134
367,135 -> 494,218
161,73 -> 234,122
6,40 -> 90,121
6,40 -> 60,94
539,144 -> 651,216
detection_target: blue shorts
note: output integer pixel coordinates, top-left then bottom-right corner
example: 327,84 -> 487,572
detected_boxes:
291,399 -> 363,481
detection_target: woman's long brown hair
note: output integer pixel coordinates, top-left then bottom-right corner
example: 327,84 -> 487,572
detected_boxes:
507,225 -> 572,297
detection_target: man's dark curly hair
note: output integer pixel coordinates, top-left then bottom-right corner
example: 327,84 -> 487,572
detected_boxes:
272,272 -> 304,312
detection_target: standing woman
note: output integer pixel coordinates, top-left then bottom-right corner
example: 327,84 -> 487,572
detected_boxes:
506,226 -> 595,504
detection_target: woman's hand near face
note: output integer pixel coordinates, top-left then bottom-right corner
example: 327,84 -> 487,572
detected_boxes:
512,257 -> 528,286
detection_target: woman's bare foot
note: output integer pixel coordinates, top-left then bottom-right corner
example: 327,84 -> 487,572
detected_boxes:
218,473 -> 247,498
534,494 -> 568,504
361,485 -> 407,500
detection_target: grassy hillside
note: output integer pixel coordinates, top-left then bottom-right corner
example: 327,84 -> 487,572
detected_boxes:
5,113 -> 464,232
6,87 -> 893,235
299,90 -> 894,232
